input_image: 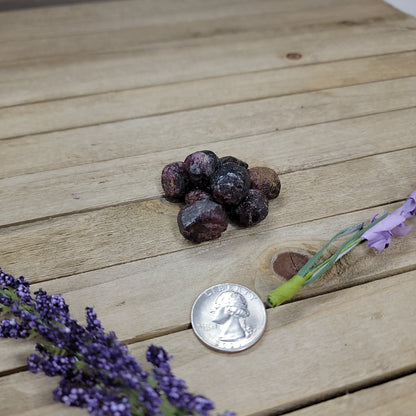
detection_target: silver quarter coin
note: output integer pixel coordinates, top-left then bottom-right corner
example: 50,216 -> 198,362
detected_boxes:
191,283 -> 267,352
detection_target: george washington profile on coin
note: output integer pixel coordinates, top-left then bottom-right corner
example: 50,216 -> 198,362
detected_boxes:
211,291 -> 253,342
191,283 -> 266,352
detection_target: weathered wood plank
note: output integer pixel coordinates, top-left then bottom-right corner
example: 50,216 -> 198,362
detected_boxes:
1,77 -> 416,179
1,271 -> 415,415
1,12 -> 410,67
2,20 -> 416,110
1,13 -> 414,110
0,0 -> 399,46
128,270 -> 416,415
0,0 -> 114,12
1,110 -> 415,226
1,51 -> 415,136
0,143 -> 415,283
1,200 -> 415,373
286,373 -> 416,416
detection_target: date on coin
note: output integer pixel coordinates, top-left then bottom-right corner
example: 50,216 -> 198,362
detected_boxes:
191,283 -> 267,352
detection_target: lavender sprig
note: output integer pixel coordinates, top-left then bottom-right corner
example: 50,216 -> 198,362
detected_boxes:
0,269 -> 234,416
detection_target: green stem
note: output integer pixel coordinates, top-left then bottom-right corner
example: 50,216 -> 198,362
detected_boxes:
267,212 -> 388,307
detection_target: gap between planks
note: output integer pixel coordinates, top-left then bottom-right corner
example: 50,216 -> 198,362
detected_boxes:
1,50 -> 415,139
277,371 -> 416,416
0,8 -> 412,76
0,148 -> 415,283
0,198 -> 414,359
1,109 -> 415,226
0,13 -> 410,68
1,270 -> 415,415
1,76 -> 416,182
1,91 -> 415,180
1,43 -> 416,112
0,0 -> 400,46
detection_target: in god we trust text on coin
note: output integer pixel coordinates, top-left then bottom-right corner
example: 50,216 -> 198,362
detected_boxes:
191,283 -> 267,352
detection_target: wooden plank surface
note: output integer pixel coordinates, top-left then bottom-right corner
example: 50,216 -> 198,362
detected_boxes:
1,202 -> 415,374
1,109 -> 415,226
1,0 -> 415,415
286,373 -> 416,416
1,271 -> 415,415
0,77 -> 416,178
1,13 -> 415,109
2,51 -> 416,133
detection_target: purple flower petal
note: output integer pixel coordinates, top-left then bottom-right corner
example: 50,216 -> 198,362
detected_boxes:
363,189 -> 416,251
391,222 -> 412,236
363,230 -> 392,251
397,190 -> 416,219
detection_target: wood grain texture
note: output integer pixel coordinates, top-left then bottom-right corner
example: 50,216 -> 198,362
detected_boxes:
128,270 -> 416,415
1,1 -> 415,415
286,373 -> 416,416
1,50 -> 415,137
1,12 -> 414,109
1,202 -> 415,374
1,76 -> 416,179
0,149 -> 415,283
1,12 -> 410,66
1,271 -> 415,415
0,0 -> 399,45
0,0 -> 114,12
1,110 -> 415,226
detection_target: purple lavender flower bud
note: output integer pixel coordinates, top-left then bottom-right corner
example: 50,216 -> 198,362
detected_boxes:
86,307 -> 103,334
27,345 -> 75,377
0,318 -> 29,339
0,269 -> 18,288
146,344 -> 171,371
187,394 -> 215,416
1,269 -> 233,416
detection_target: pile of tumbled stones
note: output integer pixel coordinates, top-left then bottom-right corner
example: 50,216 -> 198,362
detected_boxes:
161,150 -> 281,243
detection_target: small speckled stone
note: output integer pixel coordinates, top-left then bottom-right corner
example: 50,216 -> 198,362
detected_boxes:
183,150 -> 220,188
184,189 -> 212,205
219,156 -> 249,169
231,189 -> 269,227
249,166 -> 281,199
161,162 -> 189,201
210,164 -> 250,206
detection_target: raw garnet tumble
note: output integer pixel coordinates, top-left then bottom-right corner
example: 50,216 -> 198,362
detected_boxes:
210,164 -> 250,206
161,162 -> 189,200
177,200 -> 228,243
232,189 -> 269,227
185,189 -> 212,205
219,156 -> 249,169
161,149 -> 281,243
249,166 -> 281,199
183,150 -> 220,188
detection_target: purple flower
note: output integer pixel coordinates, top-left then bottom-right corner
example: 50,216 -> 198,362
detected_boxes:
1,269 -> 232,416
0,318 -> 29,339
362,190 -> 416,250
147,345 -> 215,415
146,344 -> 172,372
27,344 -> 75,376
